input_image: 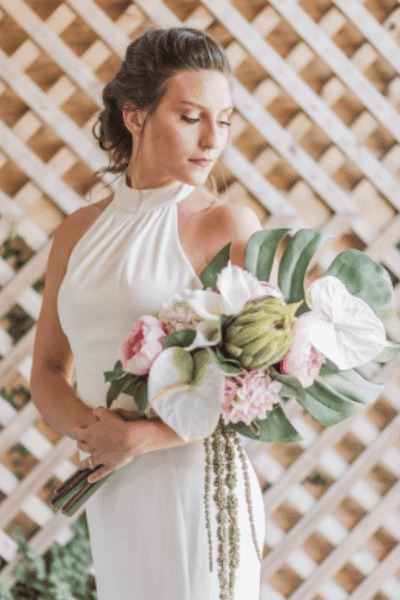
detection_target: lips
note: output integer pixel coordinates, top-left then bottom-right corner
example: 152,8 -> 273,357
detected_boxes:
189,159 -> 213,166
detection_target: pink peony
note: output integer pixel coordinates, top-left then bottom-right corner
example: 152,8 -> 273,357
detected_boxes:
121,316 -> 166,376
247,279 -> 284,304
221,370 -> 282,426
281,312 -> 326,387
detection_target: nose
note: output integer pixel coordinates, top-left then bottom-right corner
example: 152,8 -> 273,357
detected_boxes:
199,121 -> 218,150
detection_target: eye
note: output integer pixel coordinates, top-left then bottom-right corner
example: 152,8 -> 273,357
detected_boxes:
220,121 -> 232,127
181,116 -> 200,123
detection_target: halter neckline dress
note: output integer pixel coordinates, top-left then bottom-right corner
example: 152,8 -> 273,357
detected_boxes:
57,173 -> 265,600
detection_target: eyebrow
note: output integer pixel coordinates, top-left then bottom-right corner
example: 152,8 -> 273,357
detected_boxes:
178,101 -> 234,113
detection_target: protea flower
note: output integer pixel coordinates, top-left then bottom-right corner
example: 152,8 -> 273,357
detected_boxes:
222,297 -> 302,370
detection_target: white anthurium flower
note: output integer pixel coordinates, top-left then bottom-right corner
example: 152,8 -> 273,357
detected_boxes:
216,261 -> 284,314
185,319 -> 222,351
305,276 -> 388,370
186,289 -> 230,320
148,347 -> 225,441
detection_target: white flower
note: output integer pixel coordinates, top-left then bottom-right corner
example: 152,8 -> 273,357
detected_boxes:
303,276 -> 388,370
216,262 -> 284,314
148,348 -> 225,441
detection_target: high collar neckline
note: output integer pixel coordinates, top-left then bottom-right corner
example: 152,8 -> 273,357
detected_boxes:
111,173 -> 196,214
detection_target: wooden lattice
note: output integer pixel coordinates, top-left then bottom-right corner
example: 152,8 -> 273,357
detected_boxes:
0,1 -> 399,598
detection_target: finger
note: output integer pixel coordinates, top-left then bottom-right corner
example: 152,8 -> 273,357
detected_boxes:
77,456 -> 95,470
87,465 -> 112,483
93,406 -> 107,418
76,440 -> 87,451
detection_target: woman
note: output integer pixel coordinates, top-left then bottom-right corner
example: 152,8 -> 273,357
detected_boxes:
30,27 -> 266,599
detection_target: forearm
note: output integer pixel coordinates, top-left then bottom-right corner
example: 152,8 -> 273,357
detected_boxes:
30,369 -> 96,439
144,419 -> 203,453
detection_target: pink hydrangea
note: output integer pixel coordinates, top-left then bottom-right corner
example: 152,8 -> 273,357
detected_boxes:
221,370 -> 282,426
120,316 -> 166,376
281,312 -> 326,387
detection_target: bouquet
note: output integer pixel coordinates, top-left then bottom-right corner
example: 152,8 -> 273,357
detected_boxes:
51,228 -> 398,599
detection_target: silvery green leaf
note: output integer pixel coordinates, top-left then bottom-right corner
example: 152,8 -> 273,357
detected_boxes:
373,341 -> 400,363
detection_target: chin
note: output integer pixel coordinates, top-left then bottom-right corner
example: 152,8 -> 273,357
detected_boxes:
186,171 -> 210,186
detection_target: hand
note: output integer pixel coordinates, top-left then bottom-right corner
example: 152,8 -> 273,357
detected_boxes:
74,406 -> 154,482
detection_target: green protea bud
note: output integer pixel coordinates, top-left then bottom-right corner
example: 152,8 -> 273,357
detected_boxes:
222,298 -> 303,370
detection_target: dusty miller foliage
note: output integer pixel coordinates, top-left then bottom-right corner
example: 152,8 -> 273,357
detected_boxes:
0,515 -> 97,600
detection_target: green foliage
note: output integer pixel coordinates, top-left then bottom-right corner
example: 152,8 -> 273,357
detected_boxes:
199,242 -> 231,289
4,305 -> 35,344
162,329 -> 196,348
278,229 -> 332,310
0,238 -> 27,271
226,404 -> 302,443
244,228 -> 290,281
0,515 -> 97,600
0,386 -> 31,411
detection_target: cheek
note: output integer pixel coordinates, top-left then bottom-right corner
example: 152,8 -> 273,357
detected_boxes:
152,119 -> 192,154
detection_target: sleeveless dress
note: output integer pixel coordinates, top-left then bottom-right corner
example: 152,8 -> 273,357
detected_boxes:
57,174 -> 266,600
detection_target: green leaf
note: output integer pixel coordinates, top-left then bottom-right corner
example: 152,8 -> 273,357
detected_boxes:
373,341 -> 400,363
322,368 -> 384,405
319,359 -> 340,377
11,528 -> 47,581
212,347 -> 246,375
244,229 -> 290,281
269,366 -> 306,400
199,242 -> 231,289
103,360 -> 123,382
300,371 -> 382,427
227,404 -> 303,443
278,229 -> 332,310
162,329 -> 196,348
124,377 -> 148,415
106,374 -> 135,407
325,249 -> 396,320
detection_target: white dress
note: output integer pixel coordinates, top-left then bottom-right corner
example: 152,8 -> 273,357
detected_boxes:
57,174 -> 266,600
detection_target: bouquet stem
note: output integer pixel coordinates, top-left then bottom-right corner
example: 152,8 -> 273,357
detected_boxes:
50,466 -> 110,516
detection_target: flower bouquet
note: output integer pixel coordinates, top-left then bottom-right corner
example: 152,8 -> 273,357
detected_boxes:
51,228 -> 398,598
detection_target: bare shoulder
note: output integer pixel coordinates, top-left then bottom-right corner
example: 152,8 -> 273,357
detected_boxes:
202,200 -> 263,243
200,200 -> 263,268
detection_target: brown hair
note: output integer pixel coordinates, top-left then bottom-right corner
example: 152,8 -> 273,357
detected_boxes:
93,27 -> 232,188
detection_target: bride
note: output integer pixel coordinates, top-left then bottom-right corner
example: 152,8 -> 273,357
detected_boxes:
31,26 -> 266,600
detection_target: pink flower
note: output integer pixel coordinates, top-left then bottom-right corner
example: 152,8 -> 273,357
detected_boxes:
247,280 -> 284,304
221,370 -> 282,426
158,294 -> 203,334
281,312 -> 326,387
120,316 -> 166,376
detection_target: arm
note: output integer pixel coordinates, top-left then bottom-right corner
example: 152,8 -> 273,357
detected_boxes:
30,214 -> 99,439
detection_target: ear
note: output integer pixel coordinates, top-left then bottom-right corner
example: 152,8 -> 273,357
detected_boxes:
122,106 -> 146,139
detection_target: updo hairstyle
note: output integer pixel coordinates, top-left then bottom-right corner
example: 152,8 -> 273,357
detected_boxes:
93,27 -> 232,177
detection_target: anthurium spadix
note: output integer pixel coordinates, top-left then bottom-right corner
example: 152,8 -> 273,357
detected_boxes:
304,276 -> 388,370
148,347 -> 225,441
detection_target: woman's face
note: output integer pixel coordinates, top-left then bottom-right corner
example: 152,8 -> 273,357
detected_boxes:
127,69 -> 233,189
